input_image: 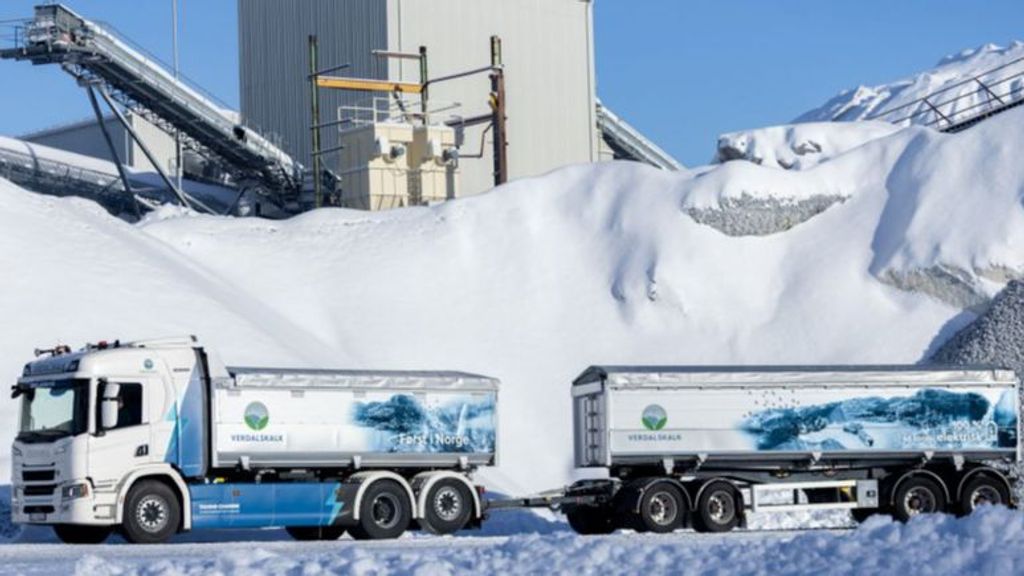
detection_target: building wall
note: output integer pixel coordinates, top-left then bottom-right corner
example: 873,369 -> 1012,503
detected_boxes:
238,0 -> 597,199
238,0 -> 389,169
23,117 -> 130,166
22,114 -> 177,175
385,0 -> 598,197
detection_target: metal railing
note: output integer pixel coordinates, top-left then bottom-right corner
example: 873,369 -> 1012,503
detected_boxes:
866,55 -> 1024,132
337,96 -> 464,128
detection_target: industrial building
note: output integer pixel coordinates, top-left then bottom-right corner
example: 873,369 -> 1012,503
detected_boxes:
0,1 -> 680,218
239,0 -> 681,207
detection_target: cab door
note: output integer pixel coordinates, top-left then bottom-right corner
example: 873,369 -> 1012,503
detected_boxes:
88,379 -> 151,487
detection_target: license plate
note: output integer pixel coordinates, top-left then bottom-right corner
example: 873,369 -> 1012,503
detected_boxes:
30,513 -> 45,522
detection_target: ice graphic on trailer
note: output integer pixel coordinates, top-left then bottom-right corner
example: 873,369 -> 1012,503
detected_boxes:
212,368 -> 498,469
572,365 -> 1020,466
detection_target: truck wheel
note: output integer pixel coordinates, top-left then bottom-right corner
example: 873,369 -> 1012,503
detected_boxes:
52,524 -> 113,544
893,476 -> 946,522
285,526 -> 346,540
419,479 -> 474,535
565,505 -> 616,535
636,483 -> 686,533
694,481 -> 741,533
349,480 -> 411,540
122,480 -> 181,544
959,474 -> 1010,515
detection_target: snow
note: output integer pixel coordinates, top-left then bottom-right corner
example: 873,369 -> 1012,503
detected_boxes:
6,106 -> 1024,496
715,121 -> 901,170
0,508 -> 1019,575
798,41 -> 1024,125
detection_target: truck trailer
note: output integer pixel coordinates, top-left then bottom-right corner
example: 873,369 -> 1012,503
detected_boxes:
555,365 -> 1020,534
11,337 -> 497,544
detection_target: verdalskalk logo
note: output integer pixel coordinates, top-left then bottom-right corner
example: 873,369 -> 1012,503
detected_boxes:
244,401 -> 270,431
641,404 -> 667,431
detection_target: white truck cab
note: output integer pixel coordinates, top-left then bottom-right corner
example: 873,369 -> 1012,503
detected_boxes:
12,337 -> 210,543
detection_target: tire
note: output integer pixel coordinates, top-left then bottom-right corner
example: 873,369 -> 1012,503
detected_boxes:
565,505 -> 616,535
694,481 -> 742,533
892,476 -> 946,522
635,482 -> 686,534
419,478 -> 474,535
52,524 -> 113,544
348,480 -> 411,540
285,526 -> 346,541
959,474 -> 1011,516
121,480 -> 181,544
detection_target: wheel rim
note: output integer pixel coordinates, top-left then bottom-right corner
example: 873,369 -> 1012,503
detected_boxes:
433,486 -> 463,522
371,493 -> 401,529
969,486 -> 1003,510
136,495 -> 169,533
647,490 -> 679,526
707,490 -> 736,525
902,486 -> 938,516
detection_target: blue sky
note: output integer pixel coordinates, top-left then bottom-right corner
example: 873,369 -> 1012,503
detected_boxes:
1,1 -> 1023,166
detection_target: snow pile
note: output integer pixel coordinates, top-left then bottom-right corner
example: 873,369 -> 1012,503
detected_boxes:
4,104 -> 1024,495
715,121 -> 900,170
0,507 -> 1017,575
799,42 -> 1024,124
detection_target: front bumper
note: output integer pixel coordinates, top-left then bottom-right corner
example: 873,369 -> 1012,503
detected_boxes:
11,483 -> 117,526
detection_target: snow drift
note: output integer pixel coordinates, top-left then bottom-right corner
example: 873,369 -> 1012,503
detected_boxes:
715,121 -> 900,170
4,104 -> 1024,496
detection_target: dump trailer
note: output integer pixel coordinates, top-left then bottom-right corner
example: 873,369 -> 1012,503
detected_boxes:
11,337 -> 497,544
556,365 -> 1020,534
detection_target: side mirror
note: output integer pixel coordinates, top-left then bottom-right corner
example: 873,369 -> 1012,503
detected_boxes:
100,382 -> 121,431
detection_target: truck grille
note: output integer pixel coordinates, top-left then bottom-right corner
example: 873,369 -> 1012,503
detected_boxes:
22,470 -> 55,482
22,484 -> 56,496
23,505 -> 54,514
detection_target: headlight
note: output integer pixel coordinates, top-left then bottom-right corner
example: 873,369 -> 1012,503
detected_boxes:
53,444 -> 67,455
61,482 -> 90,500
11,446 -> 22,458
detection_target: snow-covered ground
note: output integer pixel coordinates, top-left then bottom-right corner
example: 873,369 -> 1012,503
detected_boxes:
0,508 -> 1019,575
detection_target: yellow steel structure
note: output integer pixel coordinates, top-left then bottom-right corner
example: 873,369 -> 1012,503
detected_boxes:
316,76 -> 422,94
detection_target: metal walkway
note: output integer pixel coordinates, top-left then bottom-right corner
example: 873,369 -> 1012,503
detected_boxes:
866,55 -> 1024,133
1,4 -> 307,212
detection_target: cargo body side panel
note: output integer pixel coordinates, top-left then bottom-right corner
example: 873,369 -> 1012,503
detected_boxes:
589,369 -> 1019,466
211,372 -> 498,469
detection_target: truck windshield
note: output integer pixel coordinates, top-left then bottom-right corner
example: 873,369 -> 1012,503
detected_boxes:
16,379 -> 89,442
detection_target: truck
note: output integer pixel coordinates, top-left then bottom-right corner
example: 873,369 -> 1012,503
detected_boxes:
11,337 -> 498,544
10,339 -> 1021,544
555,365 -> 1020,534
